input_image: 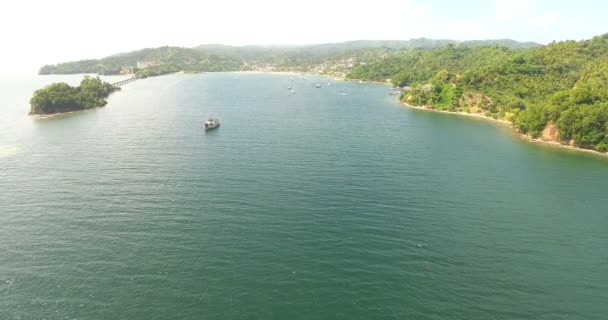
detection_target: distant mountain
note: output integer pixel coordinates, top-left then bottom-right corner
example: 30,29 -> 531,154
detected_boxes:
39,38 -> 541,76
294,39 -> 540,50
194,39 -> 540,52
39,47 -> 243,76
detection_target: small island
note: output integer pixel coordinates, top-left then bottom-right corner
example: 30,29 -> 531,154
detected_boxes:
29,76 -> 118,115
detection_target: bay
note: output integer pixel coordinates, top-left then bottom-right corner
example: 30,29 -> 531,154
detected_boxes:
1,73 -> 607,319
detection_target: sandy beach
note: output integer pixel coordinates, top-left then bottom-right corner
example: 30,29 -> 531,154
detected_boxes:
29,107 -> 101,120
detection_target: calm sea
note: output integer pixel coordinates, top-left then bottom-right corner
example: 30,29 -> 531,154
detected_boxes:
1,73 -> 607,319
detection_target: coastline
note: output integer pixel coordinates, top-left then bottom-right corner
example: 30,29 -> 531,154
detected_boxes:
236,70 -> 301,76
343,78 -> 392,85
401,102 -> 608,158
403,103 -> 512,127
29,107 -> 102,120
235,70 -> 391,85
30,71 -> 608,158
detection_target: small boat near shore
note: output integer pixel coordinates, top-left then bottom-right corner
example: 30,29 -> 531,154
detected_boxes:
316,84 -> 322,88
204,117 -> 220,130
389,87 -> 402,95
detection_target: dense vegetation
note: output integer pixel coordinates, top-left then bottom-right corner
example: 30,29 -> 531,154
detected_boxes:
39,39 -> 539,78
37,36 -> 608,152
39,47 -> 243,77
348,34 -> 608,152
30,77 -> 117,115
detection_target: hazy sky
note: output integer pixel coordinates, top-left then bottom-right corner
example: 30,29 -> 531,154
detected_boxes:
2,0 -> 607,73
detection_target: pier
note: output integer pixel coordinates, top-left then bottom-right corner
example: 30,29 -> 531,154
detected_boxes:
112,76 -> 139,88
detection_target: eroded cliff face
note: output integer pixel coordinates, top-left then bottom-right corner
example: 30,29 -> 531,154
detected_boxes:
540,122 -> 559,142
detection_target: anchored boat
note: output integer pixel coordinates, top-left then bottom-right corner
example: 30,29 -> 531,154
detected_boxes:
204,117 -> 220,130
389,87 -> 402,95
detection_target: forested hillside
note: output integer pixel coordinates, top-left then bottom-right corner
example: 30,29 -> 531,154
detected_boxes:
37,35 -> 608,152
39,47 -> 243,76
349,34 -> 608,152
38,39 -> 538,78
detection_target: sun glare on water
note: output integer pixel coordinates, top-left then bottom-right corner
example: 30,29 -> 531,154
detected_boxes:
0,144 -> 19,159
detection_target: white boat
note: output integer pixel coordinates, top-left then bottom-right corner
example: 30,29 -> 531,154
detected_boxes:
291,89 -> 296,94
315,84 -> 322,88
204,117 -> 220,130
389,87 -> 402,95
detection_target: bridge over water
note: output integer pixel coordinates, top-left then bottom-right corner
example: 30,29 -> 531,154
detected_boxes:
112,76 -> 139,88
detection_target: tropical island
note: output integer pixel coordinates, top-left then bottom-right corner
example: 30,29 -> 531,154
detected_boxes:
29,76 -> 117,115
36,34 -> 608,153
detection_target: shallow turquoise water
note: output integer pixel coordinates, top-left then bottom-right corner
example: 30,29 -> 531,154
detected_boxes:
1,73 -> 608,319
